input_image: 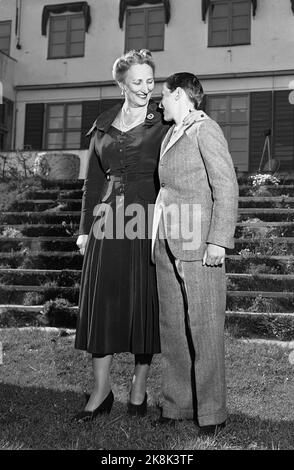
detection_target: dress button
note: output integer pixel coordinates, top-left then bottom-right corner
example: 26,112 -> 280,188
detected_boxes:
161,183 -> 165,187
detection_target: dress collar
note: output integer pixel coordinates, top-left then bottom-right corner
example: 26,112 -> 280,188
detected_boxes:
87,99 -> 163,135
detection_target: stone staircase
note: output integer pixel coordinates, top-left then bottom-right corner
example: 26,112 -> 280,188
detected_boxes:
0,177 -> 294,339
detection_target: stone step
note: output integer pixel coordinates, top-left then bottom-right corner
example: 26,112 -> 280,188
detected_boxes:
0,236 -> 78,252
0,224 -> 79,237
0,285 -> 78,304
0,251 -> 82,270
1,210 -> 293,225
24,189 -> 83,200
40,179 -> 83,190
9,200 -> 82,212
0,212 -> 81,225
0,251 -> 293,271
238,198 -> 294,209
227,291 -> 294,298
0,268 -> 292,279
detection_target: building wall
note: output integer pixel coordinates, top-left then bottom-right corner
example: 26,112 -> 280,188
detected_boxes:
1,0 -> 293,84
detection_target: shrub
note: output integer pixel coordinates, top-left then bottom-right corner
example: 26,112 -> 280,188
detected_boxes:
38,298 -> 77,327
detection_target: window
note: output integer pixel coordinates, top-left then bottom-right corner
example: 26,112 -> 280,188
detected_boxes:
48,14 -> 85,59
206,94 -> 249,170
0,21 -> 12,55
208,0 -> 251,46
125,7 -> 165,51
45,103 -> 82,149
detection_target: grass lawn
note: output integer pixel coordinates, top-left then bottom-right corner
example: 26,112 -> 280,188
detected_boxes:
0,328 -> 294,450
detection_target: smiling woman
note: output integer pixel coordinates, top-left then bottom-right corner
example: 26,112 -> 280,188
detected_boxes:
72,49 -> 170,424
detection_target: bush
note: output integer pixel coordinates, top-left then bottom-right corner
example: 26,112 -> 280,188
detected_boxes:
38,298 -> 77,327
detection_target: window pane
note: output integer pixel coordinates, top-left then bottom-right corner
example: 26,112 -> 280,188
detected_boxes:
148,36 -> 164,51
65,131 -> 81,148
208,96 -> 227,122
211,31 -> 228,46
70,16 -> 84,30
231,96 -> 248,121
211,17 -> 228,32
49,106 -> 64,118
69,42 -> 84,56
51,31 -> 67,45
50,44 -> 67,57
51,17 -> 67,32
212,3 -> 229,17
232,16 -> 249,30
47,132 -> 63,149
66,104 -> 82,128
127,10 -> 145,25
48,106 -> 64,130
127,24 -> 145,39
148,8 -> 165,22
48,117 -> 63,130
232,1 -> 250,16
232,29 -> 250,44
70,30 -> 84,43
126,9 -> 146,51
148,23 -> 164,36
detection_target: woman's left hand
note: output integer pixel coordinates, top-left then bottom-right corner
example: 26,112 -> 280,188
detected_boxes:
182,109 -> 200,126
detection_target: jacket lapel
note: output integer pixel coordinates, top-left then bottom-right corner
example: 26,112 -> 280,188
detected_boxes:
160,122 -> 195,160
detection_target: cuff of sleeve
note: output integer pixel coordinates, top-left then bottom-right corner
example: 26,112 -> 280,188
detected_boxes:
206,235 -> 235,250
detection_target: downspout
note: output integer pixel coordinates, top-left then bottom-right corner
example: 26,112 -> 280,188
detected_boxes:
16,0 -> 22,50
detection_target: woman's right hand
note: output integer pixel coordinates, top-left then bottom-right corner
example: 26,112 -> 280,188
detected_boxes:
77,234 -> 88,255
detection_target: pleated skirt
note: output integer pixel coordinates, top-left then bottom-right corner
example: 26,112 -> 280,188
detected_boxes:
74,198 -> 160,355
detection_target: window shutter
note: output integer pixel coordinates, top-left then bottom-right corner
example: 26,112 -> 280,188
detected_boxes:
125,9 -> 146,51
249,92 -> 272,172
80,99 -> 122,149
273,91 -> 294,170
80,101 -> 100,149
24,103 -> 45,150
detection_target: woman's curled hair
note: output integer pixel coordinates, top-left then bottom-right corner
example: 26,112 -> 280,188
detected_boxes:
112,49 -> 155,83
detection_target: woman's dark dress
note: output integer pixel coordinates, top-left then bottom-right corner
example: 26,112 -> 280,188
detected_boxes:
75,102 -> 168,354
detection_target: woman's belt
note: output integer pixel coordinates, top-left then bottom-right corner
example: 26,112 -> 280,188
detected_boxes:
102,172 -> 155,199
107,173 -> 154,183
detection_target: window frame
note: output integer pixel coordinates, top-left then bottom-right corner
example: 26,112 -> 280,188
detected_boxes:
44,102 -> 83,150
0,20 -> 12,56
125,5 -> 165,52
208,0 -> 251,47
47,13 -> 85,60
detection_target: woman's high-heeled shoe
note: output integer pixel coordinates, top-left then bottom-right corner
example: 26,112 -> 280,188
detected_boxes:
127,393 -> 148,417
72,390 -> 114,423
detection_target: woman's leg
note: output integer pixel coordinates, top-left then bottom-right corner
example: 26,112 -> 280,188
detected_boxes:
130,354 -> 153,404
85,354 -> 113,411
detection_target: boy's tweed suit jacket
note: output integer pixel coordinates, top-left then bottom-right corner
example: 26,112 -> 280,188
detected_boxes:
152,110 -> 239,261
